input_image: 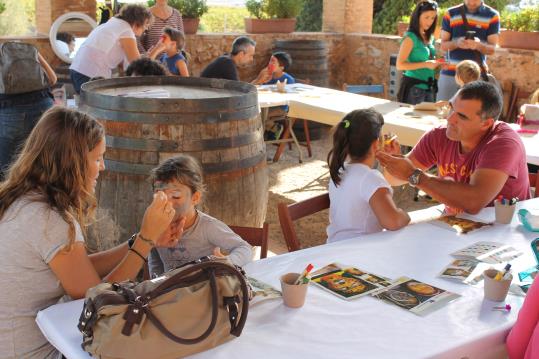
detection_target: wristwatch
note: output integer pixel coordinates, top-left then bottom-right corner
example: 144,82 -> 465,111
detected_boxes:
408,169 -> 423,187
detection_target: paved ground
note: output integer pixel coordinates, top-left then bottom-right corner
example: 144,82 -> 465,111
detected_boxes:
263,125 -> 434,257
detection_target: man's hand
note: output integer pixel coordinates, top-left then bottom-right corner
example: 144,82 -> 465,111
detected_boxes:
155,216 -> 186,248
252,67 -> 272,85
376,151 -> 416,181
382,135 -> 401,155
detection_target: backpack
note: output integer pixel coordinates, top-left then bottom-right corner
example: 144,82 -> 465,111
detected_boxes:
0,42 -> 49,95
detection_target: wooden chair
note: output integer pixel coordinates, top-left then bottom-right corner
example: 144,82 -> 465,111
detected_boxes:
272,78 -> 314,162
277,193 -> 330,252
229,223 -> 269,259
530,172 -> 539,198
505,84 -> 531,123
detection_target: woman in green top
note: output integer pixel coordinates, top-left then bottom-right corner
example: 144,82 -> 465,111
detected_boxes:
397,0 -> 444,105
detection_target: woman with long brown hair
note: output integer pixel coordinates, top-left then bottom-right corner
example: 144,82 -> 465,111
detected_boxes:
0,107 -> 177,358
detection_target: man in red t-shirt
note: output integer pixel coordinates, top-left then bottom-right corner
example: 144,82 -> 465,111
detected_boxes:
377,81 -> 530,214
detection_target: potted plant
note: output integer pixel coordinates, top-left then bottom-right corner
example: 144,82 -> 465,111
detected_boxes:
148,0 -> 209,34
499,6 -> 539,51
245,0 -> 303,34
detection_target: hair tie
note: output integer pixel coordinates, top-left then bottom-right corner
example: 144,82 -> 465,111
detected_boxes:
343,120 -> 350,129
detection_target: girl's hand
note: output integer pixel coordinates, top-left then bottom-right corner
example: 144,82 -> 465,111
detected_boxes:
139,191 -> 175,245
424,60 -> 441,70
213,247 -> 226,257
382,134 -> 401,155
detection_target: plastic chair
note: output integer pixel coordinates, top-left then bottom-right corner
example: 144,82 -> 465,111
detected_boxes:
343,83 -> 384,96
277,193 -> 330,252
229,223 -> 269,259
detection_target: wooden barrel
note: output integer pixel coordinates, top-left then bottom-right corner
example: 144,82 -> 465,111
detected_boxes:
80,77 -> 268,248
273,40 -> 329,87
273,40 -> 329,140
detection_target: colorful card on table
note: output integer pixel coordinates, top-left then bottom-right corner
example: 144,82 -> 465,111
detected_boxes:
371,277 -> 460,316
431,215 -> 493,234
451,241 -> 523,264
310,263 -> 392,300
438,259 -> 491,285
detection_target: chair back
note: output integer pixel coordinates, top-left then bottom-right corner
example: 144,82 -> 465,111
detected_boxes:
229,223 -> 269,259
277,193 -> 330,252
343,83 -> 384,95
530,172 -> 539,198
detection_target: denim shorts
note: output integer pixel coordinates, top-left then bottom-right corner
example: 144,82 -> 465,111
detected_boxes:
405,85 -> 435,105
0,94 -> 53,177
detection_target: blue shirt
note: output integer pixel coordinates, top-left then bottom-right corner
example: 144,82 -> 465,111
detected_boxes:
265,73 -> 295,85
441,3 -> 500,77
159,52 -> 186,76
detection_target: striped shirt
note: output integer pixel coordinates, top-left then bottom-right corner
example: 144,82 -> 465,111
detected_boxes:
441,3 -> 499,76
138,8 -> 184,54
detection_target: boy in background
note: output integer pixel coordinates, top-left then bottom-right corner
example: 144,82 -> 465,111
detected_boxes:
149,27 -> 189,77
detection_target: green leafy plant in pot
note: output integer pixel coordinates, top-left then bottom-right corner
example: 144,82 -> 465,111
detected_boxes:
245,0 -> 304,33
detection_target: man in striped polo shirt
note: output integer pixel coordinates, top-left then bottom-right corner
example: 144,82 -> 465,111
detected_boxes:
438,0 -> 500,101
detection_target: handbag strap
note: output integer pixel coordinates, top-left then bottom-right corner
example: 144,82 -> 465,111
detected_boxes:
121,260 -> 250,344
458,5 -> 489,81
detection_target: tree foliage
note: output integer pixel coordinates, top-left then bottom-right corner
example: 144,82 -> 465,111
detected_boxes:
0,0 -> 35,36
295,0 -> 322,32
199,6 -> 249,33
245,0 -> 304,19
147,0 -> 209,18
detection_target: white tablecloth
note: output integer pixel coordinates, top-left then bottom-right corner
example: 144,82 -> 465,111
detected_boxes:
37,198 -> 539,359
257,84 -> 539,166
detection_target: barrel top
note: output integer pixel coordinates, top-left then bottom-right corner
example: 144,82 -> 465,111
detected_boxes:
80,76 -> 258,112
96,85 -> 243,99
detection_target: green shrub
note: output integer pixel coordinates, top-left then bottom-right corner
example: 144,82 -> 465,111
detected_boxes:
147,0 -> 209,18
245,0 -> 303,19
0,2 -> 5,15
501,5 -> 539,32
296,0 -> 322,31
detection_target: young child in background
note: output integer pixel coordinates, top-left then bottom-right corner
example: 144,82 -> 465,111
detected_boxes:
148,155 -> 252,277
125,58 -> 168,76
264,51 -> 295,86
149,27 -> 189,77
455,60 -> 481,87
326,109 -> 410,243
263,52 -> 296,141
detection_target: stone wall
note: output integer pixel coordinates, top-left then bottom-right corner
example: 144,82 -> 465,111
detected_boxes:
1,31 -> 538,98
35,0 -> 96,35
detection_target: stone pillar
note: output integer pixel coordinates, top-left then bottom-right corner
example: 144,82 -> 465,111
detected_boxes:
322,0 -> 373,34
35,0 -> 96,35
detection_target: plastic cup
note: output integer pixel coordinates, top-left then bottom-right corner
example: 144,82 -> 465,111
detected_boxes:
280,273 -> 308,308
483,269 -> 512,302
494,199 -> 516,224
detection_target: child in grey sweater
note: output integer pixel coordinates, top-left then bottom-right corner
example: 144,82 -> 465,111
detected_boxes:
148,155 -> 253,277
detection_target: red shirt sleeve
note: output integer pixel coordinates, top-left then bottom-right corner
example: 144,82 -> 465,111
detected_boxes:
410,128 -> 443,169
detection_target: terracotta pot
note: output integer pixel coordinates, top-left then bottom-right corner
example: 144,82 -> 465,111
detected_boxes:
182,18 -> 200,34
499,29 -> 539,51
397,21 -> 408,36
244,18 -> 296,34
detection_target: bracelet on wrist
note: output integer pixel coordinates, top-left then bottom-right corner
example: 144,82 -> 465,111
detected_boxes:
128,247 -> 147,262
137,232 -> 154,247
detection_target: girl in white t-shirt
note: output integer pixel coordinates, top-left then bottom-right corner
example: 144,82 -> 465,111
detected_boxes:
326,109 -> 410,243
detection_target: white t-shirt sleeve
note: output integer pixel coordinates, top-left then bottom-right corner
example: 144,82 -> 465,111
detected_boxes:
360,170 -> 393,203
33,208 -> 85,264
204,218 -> 253,267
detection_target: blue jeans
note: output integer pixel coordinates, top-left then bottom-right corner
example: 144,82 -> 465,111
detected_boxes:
70,69 -> 91,94
0,94 -> 53,177
405,86 -> 435,105
437,74 -> 460,101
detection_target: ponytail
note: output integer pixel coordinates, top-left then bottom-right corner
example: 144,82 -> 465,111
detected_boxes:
327,109 -> 384,186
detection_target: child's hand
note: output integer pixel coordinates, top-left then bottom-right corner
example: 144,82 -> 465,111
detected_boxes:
139,191 -> 175,245
155,216 -> 186,247
213,247 -> 226,257
381,134 -> 400,155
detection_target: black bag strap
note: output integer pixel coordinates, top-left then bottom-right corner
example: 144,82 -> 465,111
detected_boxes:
121,260 -> 250,344
459,5 -> 489,81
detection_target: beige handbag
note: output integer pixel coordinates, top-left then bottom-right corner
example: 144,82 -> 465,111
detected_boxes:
78,256 -> 250,359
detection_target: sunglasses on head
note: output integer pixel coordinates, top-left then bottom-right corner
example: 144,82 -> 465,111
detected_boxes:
418,0 -> 438,11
